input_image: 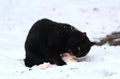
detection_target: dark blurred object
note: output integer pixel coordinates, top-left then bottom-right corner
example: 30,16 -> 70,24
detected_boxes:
96,32 -> 120,46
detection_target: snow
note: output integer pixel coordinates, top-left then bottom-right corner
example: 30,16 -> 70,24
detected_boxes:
0,0 -> 120,79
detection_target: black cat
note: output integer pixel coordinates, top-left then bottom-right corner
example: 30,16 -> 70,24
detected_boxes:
24,18 -> 95,67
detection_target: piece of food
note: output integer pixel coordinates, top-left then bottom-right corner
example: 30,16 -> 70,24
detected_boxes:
62,53 -> 78,62
39,63 -> 51,69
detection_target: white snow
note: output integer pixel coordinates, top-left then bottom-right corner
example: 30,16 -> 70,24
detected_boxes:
0,0 -> 120,79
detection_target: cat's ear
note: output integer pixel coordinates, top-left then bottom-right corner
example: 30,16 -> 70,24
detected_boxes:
82,32 -> 86,36
80,32 -> 86,40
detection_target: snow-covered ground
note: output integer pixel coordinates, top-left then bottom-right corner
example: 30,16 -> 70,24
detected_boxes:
0,0 -> 120,79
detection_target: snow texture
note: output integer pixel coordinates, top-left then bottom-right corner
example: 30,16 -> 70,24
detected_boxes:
0,0 -> 120,79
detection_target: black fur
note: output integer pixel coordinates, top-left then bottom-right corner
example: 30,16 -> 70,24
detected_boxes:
24,18 -> 95,67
